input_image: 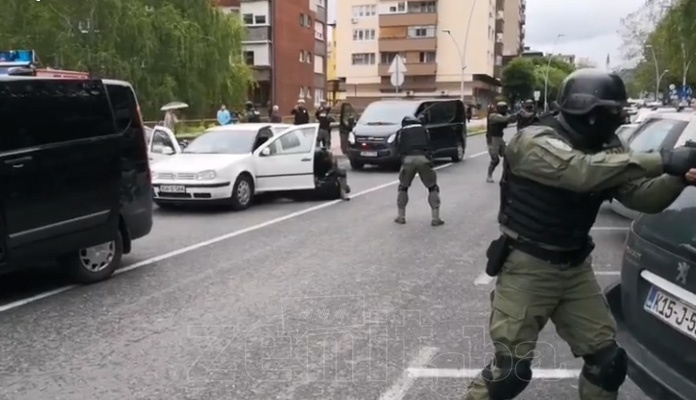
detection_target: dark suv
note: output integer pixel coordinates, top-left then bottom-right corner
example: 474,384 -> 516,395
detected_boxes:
606,185 -> 696,397
339,99 -> 466,169
0,77 -> 153,283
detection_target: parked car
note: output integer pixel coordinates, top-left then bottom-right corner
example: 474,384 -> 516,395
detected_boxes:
610,111 -> 695,219
0,77 -> 153,283
616,123 -> 639,146
605,185 -> 696,400
151,123 -> 341,210
339,99 -> 466,170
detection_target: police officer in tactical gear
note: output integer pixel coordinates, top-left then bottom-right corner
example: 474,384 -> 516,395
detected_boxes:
314,144 -> 350,201
486,101 -> 513,183
516,99 -> 537,132
464,68 -> 696,400
394,115 -> 444,226
244,101 -> 261,122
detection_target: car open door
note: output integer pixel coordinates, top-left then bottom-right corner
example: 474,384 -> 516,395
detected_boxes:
339,103 -> 356,154
253,124 -> 318,192
148,126 -> 181,164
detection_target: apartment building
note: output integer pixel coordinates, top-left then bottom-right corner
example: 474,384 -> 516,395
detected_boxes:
334,0 -> 526,106
232,0 -> 328,114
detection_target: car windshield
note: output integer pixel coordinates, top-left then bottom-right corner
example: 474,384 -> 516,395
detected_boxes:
183,130 -> 257,154
358,102 -> 414,125
627,118 -> 687,152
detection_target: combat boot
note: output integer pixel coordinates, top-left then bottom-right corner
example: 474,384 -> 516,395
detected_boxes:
431,208 -> 444,226
394,208 -> 406,224
486,173 -> 494,183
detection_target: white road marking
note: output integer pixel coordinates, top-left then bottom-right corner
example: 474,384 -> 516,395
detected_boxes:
591,227 -> 629,231
379,347 -> 439,400
0,151 -> 489,313
595,271 -> 620,276
407,367 -> 581,379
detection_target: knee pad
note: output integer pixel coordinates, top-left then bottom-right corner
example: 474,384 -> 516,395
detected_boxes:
481,356 -> 532,400
398,185 -> 409,192
427,184 -> 439,193
581,343 -> 627,392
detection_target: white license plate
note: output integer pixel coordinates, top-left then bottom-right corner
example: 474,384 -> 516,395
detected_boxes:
159,185 -> 186,193
360,151 -> 378,157
644,286 -> 696,341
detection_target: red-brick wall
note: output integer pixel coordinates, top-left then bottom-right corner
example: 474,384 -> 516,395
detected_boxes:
273,0 -> 316,114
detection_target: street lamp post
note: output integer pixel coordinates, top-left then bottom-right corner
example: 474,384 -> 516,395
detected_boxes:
645,45 -> 662,102
442,0 -> 477,103
543,33 -> 564,112
658,69 -> 669,103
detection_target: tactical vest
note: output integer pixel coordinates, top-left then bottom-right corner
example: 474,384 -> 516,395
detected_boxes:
398,124 -> 430,156
498,118 -> 619,249
487,113 -> 507,137
247,110 -> 261,122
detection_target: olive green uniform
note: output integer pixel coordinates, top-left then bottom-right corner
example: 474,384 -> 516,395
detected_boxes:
486,112 -> 513,182
464,125 -> 686,400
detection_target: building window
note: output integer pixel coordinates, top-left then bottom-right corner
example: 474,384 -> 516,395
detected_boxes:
352,4 -> 376,18
254,15 -> 266,24
419,51 -> 436,63
316,0 -> 326,7
314,89 -> 324,106
315,21 -> 325,40
388,2 -> 406,13
300,14 -> 311,27
243,51 -> 255,65
299,51 -> 305,62
242,13 -> 253,24
352,29 -> 376,41
407,25 -> 435,38
314,55 -> 324,73
307,52 -> 312,63
351,53 -> 375,65
408,1 -> 436,13
380,52 -> 399,64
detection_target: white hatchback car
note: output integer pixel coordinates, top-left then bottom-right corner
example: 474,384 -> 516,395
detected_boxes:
144,125 -> 181,164
151,123 -> 333,209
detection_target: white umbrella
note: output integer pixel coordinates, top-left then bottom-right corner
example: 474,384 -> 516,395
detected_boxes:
160,102 -> 189,111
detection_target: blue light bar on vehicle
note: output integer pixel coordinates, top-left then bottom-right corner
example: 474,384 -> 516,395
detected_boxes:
0,49 -> 35,64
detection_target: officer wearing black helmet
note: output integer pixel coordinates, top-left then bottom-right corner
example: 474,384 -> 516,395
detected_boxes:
464,69 -> 696,400
486,101 -> 514,183
244,101 -> 261,122
394,115 -> 444,226
516,99 -> 537,132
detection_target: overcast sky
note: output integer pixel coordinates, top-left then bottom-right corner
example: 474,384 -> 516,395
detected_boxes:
327,0 -> 644,67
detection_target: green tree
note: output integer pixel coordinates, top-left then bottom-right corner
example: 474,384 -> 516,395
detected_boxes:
0,0 -> 253,119
501,57 -> 536,104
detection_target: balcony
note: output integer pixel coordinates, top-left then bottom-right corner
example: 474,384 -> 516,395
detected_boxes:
379,37 -> 436,52
494,66 -> 502,79
379,13 -> 437,27
496,0 -> 504,11
495,18 -> 504,33
378,62 -> 437,76
244,26 -> 271,42
494,42 -> 503,55
379,76 -> 437,92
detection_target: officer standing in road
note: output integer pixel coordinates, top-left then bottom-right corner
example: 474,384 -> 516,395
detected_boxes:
516,99 -> 537,132
464,69 -> 696,400
486,101 -> 514,183
315,100 -> 333,147
394,116 -> 444,226
291,99 -> 310,125
244,101 -> 261,122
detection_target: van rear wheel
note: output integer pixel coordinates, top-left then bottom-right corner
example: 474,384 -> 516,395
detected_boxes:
62,230 -> 123,284
452,141 -> 465,162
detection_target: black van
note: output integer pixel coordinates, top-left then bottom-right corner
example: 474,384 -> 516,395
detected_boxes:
339,99 -> 466,169
0,77 -> 153,283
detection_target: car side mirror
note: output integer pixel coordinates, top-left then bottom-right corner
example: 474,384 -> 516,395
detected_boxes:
260,147 -> 271,156
162,147 -> 174,155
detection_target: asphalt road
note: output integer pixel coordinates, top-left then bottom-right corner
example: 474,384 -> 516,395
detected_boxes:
0,129 -> 650,399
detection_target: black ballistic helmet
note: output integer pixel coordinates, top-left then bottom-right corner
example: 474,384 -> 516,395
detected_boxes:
402,115 -> 420,127
557,69 -> 627,115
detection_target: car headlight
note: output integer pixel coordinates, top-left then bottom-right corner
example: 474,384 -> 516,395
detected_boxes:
195,170 -> 217,180
387,133 -> 396,143
348,131 -> 355,144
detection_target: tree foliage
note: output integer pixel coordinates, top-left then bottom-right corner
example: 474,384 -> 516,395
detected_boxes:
0,0 -> 253,119
501,56 -> 575,105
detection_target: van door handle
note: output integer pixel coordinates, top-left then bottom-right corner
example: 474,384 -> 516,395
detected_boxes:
301,158 -> 311,162
4,156 -> 32,167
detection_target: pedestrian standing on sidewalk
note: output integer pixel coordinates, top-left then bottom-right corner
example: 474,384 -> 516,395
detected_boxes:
291,99 -> 310,125
217,104 -> 231,125
270,105 -> 282,122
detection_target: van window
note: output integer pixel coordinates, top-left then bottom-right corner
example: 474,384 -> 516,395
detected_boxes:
106,83 -> 136,133
0,80 -> 114,152
358,102 -> 414,125
423,101 -> 457,124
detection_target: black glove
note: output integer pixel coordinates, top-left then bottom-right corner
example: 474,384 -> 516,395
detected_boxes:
661,144 -> 696,176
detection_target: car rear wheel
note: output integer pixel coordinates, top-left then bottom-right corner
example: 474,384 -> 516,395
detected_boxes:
230,174 -> 254,210
349,159 -> 364,170
62,231 -> 123,284
452,141 -> 465,162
